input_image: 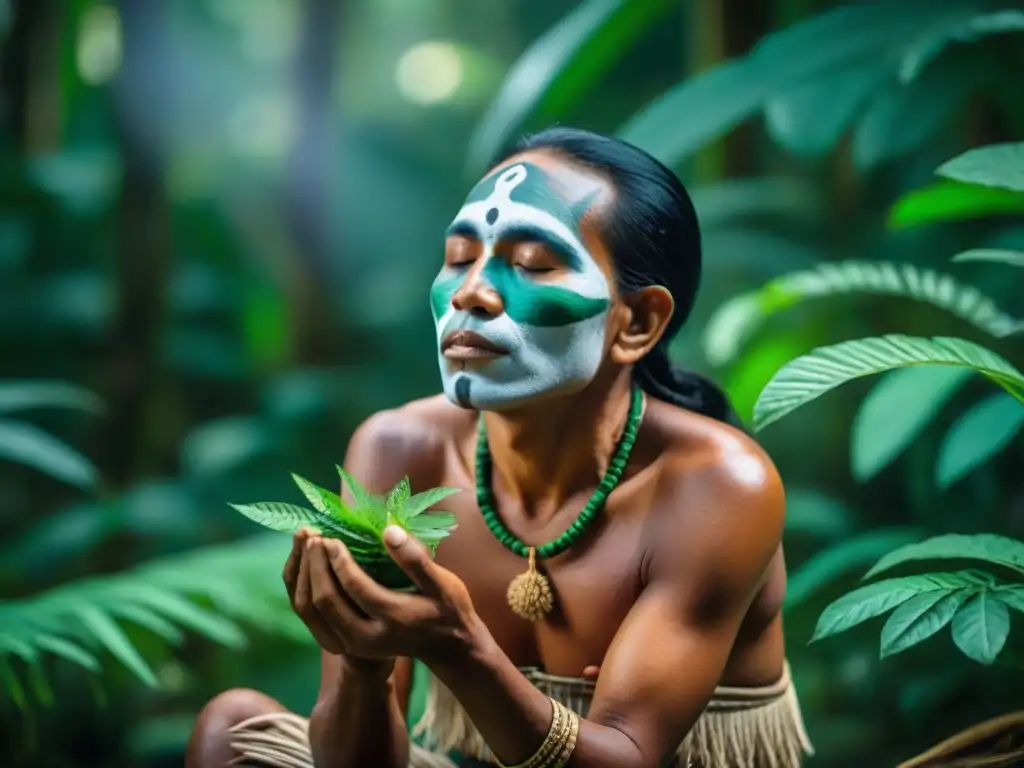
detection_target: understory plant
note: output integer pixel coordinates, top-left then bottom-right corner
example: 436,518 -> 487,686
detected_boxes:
705,141 -> 1024,665
230,471 -> 462,591
0,380 -> 308,707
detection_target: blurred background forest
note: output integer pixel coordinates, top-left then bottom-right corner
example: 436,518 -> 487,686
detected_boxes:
1,0 -> 1023,766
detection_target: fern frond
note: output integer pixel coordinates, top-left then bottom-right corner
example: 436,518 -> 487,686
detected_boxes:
0,533 -> 307,705
754,334 -> 1024,431
703,261 -> 1023,367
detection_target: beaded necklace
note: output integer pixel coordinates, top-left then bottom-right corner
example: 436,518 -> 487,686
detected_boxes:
475,384 -> 645,621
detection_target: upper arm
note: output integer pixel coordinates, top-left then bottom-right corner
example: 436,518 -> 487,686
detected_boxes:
341,407 -> 442,496
585,440 -> 785,764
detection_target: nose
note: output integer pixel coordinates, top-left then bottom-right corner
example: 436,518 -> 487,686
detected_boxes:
451,262 -> 503,318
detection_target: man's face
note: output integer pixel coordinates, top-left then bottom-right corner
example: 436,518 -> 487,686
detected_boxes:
430,155 -> 614,411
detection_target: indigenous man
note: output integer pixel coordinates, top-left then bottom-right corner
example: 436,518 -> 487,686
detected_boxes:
186,128 -> 812,768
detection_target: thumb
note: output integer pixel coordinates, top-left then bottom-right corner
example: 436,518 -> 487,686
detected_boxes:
383,526 -> 441,594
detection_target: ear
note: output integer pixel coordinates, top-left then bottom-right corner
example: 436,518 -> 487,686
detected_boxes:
609,285 -> 674,365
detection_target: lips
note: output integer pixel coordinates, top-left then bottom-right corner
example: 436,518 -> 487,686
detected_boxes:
441,329 -> 508,360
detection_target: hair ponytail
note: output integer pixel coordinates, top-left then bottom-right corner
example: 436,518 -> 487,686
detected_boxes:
634,343 -> 744,430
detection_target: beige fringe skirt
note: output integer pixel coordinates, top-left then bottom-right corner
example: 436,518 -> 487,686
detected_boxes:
229,663 -> 814,768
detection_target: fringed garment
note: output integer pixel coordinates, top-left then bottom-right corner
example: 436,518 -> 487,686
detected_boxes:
228,661 -> 814,768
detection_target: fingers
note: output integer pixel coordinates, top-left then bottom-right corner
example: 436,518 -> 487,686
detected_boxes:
282,529 -> 312,603
323,538 -> 401,617
308,541 -> 368,629
382,526 -> 442,596
291,538 -> 346,654
582,665 -> 601,681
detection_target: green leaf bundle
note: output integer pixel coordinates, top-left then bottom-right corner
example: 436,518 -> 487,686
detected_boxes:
230,468 -> 462,592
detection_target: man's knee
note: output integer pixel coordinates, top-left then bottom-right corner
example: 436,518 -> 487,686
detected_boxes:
187,688 -> 287,767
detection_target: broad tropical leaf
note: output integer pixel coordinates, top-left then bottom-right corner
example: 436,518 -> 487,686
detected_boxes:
936,392 -> 1024,488
888,180 -> 1024,229
938,142 -> 1024,192
952,591 -> 1010,664
851,367 -> 972,482
952,248 -> 1024,267
763,59 -> 891,158
702,261 -> 1023,367
781,487 -> 855,539
898,8 -> 1024,82
467,0 -> 670,173
0,380 -> 103,415
865,533 -> 1024,580
0,533 -> 306,704
753,335 -> 1024,432
852,53 -> 986,171
879,589 -> 969,659
0,418 -> 99,491
620,1 -> 953,166
812,570 -> 987,643
785,528 -> 922,608
996,585 -> 1024,613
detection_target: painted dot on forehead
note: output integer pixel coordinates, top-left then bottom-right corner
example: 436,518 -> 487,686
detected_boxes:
486,207 -> 499,225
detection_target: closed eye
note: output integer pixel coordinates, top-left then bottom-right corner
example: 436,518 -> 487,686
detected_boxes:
516,263 -> 554,274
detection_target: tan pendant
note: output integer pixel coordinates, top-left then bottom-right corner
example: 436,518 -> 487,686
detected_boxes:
507,547 -> 554,622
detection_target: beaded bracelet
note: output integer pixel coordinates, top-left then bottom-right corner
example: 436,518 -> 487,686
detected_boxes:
497,698 -> 580,768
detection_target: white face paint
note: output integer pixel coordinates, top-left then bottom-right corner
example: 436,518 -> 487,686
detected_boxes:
430,162 -> 612,411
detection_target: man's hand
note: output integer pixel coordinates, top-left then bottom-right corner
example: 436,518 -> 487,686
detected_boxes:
282,526 -> 483,666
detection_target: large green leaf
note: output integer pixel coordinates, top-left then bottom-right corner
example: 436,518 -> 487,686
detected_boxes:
620,1 -> 953,166
76,607 -> 159,688
0,380 -> 103,415
466,0 -> 670,173
995,585 -> 1024,613
936,392 -> 1024,488
785,528 -> 923,608
703,261 -> 1022,368
951,591 -> 1010,664
898,8 -> 1024,82
952,249 -> 1024,267
864,533 -> 1024,580
753,335 -> 1024,432
851,367 -> 972,482
937,142 -> 1024,192
888,180 -> 1024,229
812,570 -> 986,643
0,418 -> 99,491
879,589 -> 969,658
782,488 -> 855,539
852,54 -> 986,171
763,60 -> 891,158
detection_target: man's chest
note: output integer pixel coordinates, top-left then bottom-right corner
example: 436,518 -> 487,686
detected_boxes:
434,492 -> 650,676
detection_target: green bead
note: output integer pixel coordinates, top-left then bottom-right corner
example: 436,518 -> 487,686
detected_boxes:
475,383 -> 644,560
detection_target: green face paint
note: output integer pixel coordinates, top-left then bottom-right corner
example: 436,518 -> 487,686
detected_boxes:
432,161 -> 612,411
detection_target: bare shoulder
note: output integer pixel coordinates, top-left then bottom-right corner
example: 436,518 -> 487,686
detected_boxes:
343,395 -> 473,494
645,399 -> 785,580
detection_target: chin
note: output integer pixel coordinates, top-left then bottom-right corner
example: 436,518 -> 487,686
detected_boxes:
440,373 -> 590,414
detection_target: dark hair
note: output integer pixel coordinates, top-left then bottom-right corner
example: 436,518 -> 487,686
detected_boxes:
496,126 -> 741,428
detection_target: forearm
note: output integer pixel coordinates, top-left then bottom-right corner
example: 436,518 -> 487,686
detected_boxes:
428,632 -> 646,768
308,663 -> 409,768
